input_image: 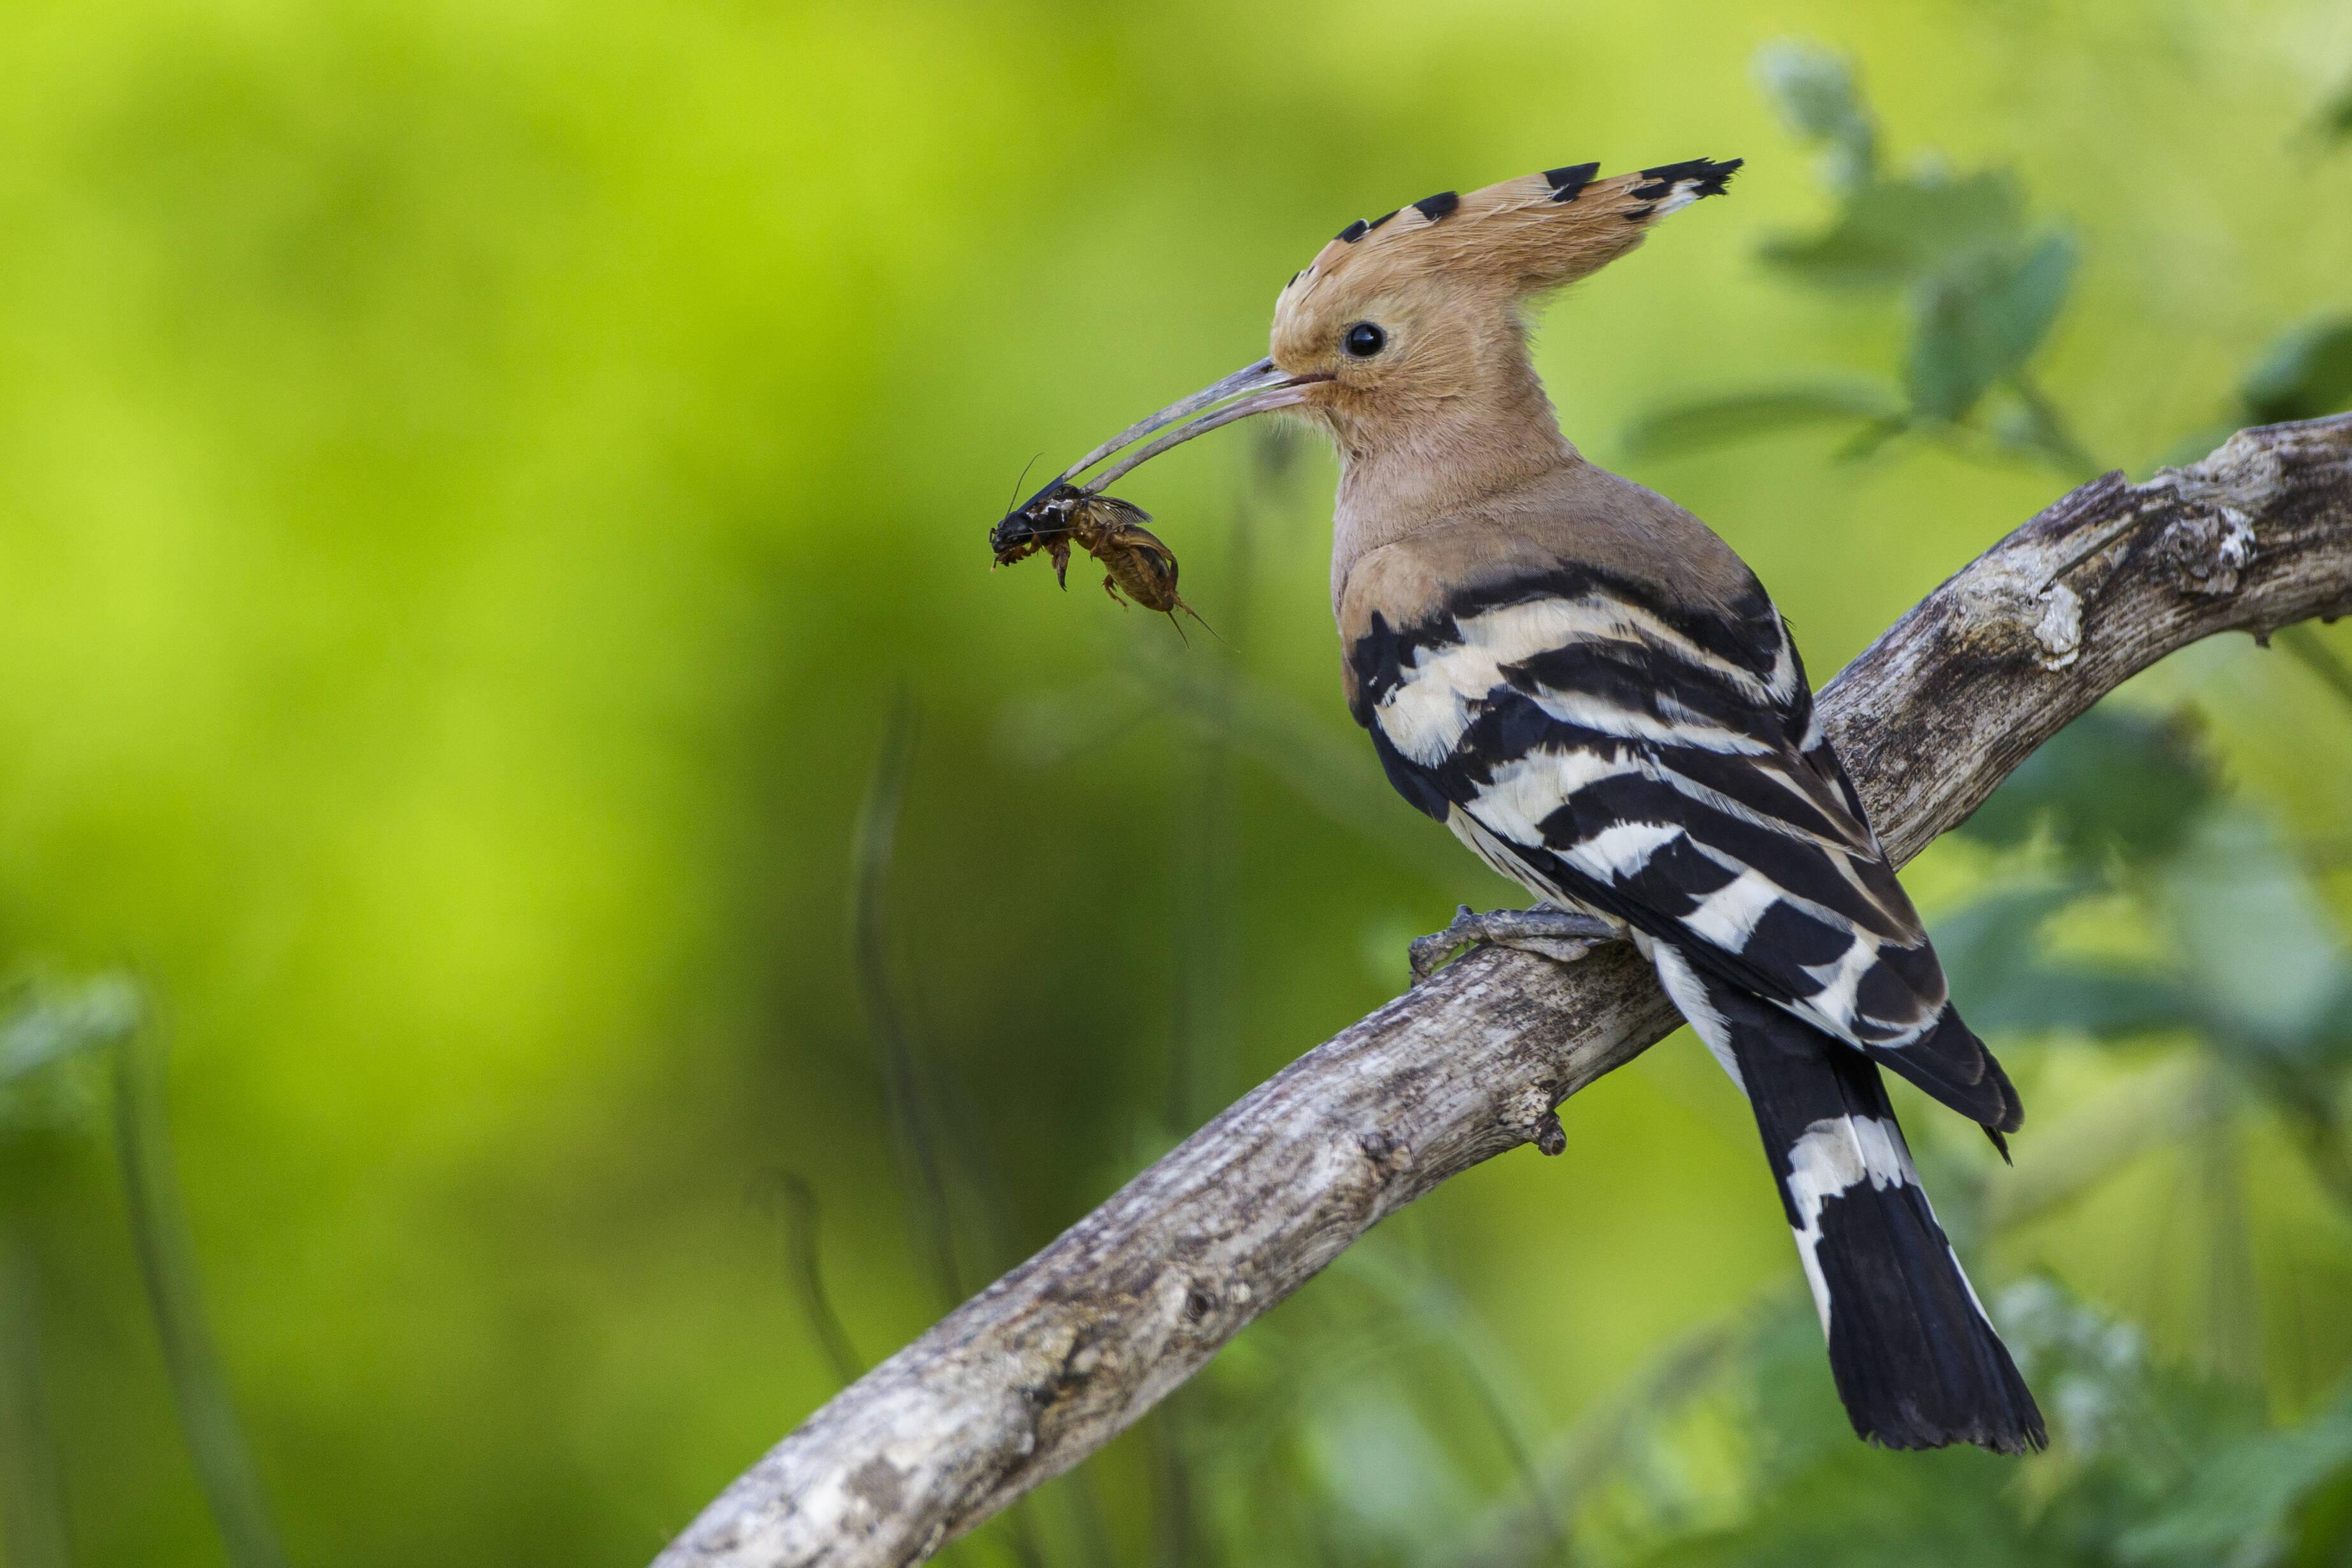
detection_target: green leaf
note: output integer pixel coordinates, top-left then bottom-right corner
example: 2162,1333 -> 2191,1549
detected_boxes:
2300,976 -> 2352,1072
2161,809 -> 2350,1064
2322,78 -> 2352,143
1904,230 -> 2076,422
1982,966 -> 2194,1040
1933,881 -> 2090,989
1761,171 -> 2027,291
1956,704 -> 2216,868
1933,882 -> 2193,1040
1754,41 -> 1877,193
1621,382 -> 1903,456
2118,1391 -> 2352,1566
2238,315 -> 2352,424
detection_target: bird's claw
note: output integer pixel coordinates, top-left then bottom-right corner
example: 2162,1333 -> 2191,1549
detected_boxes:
1408,903 -> 1618,981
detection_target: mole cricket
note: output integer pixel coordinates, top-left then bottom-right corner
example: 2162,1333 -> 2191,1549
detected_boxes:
989,481 -> 1211,638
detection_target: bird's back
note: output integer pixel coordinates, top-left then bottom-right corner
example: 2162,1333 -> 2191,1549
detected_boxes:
1335,460 -> 2021,1132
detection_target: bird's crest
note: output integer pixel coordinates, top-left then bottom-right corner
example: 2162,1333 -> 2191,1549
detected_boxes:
1277,158 -> 1740,306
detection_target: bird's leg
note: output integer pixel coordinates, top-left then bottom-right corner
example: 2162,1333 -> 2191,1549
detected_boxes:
1408,902 -> 1619,981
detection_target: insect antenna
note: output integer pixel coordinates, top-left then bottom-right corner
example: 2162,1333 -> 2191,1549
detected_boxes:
1002,454 -> 1043,516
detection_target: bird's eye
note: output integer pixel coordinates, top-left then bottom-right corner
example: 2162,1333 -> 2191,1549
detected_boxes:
1343,322 -> 1387,359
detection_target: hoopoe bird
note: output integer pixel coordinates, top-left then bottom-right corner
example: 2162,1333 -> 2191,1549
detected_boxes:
1009,158 -> 2044,1453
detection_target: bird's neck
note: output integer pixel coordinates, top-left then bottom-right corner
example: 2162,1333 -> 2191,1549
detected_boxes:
1327,366 -> 1577,615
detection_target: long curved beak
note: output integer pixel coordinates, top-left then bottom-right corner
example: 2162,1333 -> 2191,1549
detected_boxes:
1014,359 -> 1324,513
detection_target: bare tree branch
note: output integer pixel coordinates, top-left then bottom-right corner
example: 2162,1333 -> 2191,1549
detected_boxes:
655,415 -> 2352,1568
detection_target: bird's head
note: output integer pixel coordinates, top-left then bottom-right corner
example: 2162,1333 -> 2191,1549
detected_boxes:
1008,159 -> 1738,517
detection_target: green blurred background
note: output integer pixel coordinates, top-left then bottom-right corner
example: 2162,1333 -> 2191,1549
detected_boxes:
4,1 -> 2352,1564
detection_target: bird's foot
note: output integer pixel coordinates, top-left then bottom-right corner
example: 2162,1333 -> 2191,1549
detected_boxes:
1408,903 -> 1619,981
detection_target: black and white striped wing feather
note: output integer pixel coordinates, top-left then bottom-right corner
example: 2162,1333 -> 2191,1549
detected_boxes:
1349,567 -> 2020,1134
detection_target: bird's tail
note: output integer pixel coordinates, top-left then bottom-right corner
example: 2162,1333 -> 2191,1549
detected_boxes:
1661,949 -> 2045,1453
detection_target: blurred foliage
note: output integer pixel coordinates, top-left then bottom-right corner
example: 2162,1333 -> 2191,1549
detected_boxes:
0,976 -> 138,1568
1628,43 -> 2099,475
0,975 -> 138,1135
2243,320 -> 2352,426
0,975 -> 292,1568
2321,77 -> 2352,144
1953,708 -> 2218,869
2165,317 -> 2352,464
1591,1280 -> 2352,1568
1942,707 -> 2352,1222
3,2 -> 2352,1565
1631,42 -> 2352,480
113,1026 -> 292,1568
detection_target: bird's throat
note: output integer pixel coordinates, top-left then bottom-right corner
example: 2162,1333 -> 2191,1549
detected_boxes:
1327,388 -> 1578,607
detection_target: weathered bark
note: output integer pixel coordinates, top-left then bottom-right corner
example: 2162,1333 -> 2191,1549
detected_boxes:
656,415 -> 2352,1568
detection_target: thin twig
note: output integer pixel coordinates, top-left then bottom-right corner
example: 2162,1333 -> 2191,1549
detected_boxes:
113,1029 -> 292,1568
849,695 -> 963,1311
848,696 -> 1067,1568
0,1239 -> 69,1568
2009,373 -> 2106,484
763,1174 -> 864,1389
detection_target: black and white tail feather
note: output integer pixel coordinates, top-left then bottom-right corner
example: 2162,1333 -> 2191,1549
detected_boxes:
1659,943 -> 2043,1451
1350,542 -> 2046,1453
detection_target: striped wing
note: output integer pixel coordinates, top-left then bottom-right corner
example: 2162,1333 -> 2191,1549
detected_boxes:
1349,565 -> 2020,1133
